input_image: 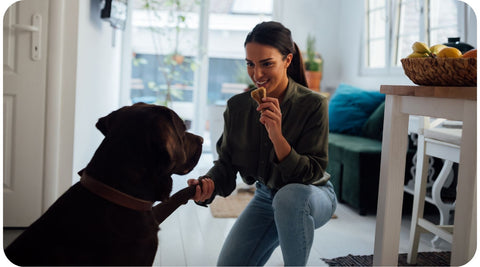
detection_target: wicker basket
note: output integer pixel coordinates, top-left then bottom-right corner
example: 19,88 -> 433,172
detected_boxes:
401,57 -> 477,86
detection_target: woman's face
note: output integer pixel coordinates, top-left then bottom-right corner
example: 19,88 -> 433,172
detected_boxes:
245,42 -> 292,99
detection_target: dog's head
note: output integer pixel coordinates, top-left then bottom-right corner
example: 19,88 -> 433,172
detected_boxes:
86,102 -> 203,202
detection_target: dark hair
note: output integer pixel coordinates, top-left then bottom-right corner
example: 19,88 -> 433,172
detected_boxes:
244,21 -> 307,87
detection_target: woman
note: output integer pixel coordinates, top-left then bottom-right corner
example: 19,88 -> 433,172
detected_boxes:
189,21 -> 337,266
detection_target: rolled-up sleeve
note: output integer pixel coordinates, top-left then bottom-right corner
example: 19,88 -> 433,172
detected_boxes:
205,106 -> 238,198
273,95 -> 328,186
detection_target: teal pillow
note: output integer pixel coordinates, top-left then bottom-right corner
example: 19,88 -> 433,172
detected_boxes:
361,101 -> 385,141
328,84 -> 385,135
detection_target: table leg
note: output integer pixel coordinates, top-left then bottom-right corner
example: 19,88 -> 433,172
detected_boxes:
373,95 -> 409,266
451,100 -> 477,265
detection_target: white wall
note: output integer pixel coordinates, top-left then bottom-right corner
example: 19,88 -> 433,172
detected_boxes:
72,0 -> 124,182
275,0 -> 342,92
465,1 -> 477,45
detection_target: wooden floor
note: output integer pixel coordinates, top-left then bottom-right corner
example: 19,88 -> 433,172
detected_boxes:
151,193 -> 450,266
3,152 -> 451,266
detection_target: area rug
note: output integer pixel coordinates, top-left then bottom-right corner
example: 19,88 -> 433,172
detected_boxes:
209,185 -> 339,219
210,186 -> 255,218
321,251 -> 451,266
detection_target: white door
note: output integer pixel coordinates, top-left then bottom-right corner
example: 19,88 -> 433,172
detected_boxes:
3,0 -> 49,227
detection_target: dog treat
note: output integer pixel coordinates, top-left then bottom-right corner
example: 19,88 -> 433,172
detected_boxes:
250,87 -> 266,105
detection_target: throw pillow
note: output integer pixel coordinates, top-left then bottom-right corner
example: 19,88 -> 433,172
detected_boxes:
328,83 -> 385,135
361,101 -> 385,141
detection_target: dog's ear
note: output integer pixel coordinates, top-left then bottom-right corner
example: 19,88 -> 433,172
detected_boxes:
96,109 -> 121,136
95,115 -> 110,136
96,103 -> 147,136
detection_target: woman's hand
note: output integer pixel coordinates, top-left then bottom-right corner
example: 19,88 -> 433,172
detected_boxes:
188,178 -> 215,202
256,97 -> 291,161
257,97 -> 283,140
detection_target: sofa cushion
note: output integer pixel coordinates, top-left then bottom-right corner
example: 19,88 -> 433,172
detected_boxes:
327,133 -> 383,214
329,84 -> 385,135
361,101 -> 385,141
328,132 -> 383,155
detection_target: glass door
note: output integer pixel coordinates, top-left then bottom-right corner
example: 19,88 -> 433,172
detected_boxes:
204,0 -> 272,156
125,0 -> 273,153
129,0 -> 200,130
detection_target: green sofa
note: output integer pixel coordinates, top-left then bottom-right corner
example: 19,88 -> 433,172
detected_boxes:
326,98 -> 414,215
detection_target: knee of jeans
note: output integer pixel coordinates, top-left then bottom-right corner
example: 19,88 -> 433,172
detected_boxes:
272,183 -> 310,212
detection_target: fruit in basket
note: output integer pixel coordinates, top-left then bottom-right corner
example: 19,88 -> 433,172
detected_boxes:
412,42 -> 430,54
462,49 -> 477,58
429,44 -> 448,56
407,52 -> 429,58
402,41 -> 476,86
437,47 -> 462,58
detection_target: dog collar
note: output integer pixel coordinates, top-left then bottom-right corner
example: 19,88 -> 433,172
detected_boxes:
80,174 -> 154,211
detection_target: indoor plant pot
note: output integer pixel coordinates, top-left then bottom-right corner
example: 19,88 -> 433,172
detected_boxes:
304,34 -> 323,91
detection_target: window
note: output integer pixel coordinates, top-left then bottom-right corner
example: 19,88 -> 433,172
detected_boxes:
366,0 -> 388,68
127,0 -> 272,150
206,0 -> 272,105
130,0 -> 200,127
364,0 -> 467,73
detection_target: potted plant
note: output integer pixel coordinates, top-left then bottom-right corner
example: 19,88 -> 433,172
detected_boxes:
303,34 -> 323,91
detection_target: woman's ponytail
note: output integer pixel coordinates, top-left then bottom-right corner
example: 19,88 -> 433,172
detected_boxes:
287,42 -> 308,87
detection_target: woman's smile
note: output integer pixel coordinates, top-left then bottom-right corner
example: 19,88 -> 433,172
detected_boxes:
255,79 -> 268,88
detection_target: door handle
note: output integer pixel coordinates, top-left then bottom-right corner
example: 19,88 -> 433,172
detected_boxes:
10,13 -> 41,61
11,24 -> 39,32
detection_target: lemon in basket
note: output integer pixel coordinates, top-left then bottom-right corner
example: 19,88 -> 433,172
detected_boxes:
437,47 -> 462,58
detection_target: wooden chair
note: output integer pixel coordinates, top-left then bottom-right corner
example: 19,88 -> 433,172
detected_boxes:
406,117 -> 461,264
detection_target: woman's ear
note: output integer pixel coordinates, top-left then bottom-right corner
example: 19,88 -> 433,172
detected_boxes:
284,53 -> 293,69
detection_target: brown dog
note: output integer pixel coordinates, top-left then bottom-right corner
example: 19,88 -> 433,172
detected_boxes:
4,103 -> 203,266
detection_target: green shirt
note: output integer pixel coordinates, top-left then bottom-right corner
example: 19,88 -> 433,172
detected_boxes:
206,77 -> 329,199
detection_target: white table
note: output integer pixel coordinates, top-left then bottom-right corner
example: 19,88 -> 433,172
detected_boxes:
373,85 -> 477,266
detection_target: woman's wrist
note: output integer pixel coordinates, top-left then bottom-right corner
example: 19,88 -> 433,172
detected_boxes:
272,136 -> 291,162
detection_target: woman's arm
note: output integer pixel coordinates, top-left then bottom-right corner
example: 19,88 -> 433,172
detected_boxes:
192,105 -> 239,206
274,96 -> 328,185
257,96 -> 291,161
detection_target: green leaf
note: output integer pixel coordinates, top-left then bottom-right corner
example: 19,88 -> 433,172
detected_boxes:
147,81 -> 157,89
170,88 -> 184,99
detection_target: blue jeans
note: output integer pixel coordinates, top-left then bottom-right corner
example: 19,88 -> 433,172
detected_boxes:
217,181 -> 337,266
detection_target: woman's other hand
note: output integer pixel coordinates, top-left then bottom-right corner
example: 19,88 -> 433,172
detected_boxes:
188,178 -> 215,202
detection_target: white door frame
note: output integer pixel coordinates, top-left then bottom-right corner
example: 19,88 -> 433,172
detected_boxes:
42,0 -> 78,210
